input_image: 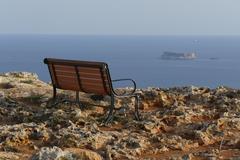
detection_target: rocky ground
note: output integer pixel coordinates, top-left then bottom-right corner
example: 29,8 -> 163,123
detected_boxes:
0,72 -> 240,160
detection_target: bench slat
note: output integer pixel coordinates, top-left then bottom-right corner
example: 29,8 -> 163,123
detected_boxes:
56,74 -> 109,84
54,65 -> 102,74
58,79 -> 79,87
55,71 -> 76,75
58,83 -> 109,95
55,71 -> 108,80
60,85 -> 80,91
56,74 -> 77,79
82,87 -> 109,95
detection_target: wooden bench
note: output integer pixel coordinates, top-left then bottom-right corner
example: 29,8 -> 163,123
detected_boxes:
44,58 -> 141,123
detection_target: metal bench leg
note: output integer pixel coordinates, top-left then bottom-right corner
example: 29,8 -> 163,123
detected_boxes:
104,95 -> 115,124
76,91 -> 84,110
134,94 -> 141,121
53,86 -> 57,99
47,86 -> 62,107
48,87 -> 58,107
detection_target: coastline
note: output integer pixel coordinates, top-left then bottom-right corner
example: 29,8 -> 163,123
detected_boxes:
0,72 -> 240,159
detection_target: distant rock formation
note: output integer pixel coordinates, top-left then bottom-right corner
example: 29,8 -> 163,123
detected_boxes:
161,51 -> 197,60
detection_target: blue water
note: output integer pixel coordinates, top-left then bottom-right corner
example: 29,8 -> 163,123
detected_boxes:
0,35 -> 240,88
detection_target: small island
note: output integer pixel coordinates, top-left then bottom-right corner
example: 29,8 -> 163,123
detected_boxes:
161,51 -> 197,60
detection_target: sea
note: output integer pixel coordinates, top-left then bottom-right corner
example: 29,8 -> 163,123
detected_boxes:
0,35 -> 240,88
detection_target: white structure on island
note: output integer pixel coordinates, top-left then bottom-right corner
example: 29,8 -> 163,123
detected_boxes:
161,51 -> 197,60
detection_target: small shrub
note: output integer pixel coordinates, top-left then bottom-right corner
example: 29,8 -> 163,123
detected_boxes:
20,80 -> 34,84
0,83 -> 14,89
23,94 -> 45,103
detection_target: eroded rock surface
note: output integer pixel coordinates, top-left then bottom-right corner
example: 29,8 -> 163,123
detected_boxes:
0,72 -> 240,159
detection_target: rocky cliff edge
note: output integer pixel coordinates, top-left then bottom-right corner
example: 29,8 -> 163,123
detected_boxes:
0,72 -> 240,159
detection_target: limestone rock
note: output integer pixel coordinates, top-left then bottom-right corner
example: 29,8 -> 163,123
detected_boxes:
0,151 -> 30,160
32,147 -> 102,160
0,72 -> 240,159
65,148 -> 102,160
31,147 -> 65,160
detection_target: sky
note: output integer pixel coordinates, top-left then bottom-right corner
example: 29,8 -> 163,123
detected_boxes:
0,0 -> 240,35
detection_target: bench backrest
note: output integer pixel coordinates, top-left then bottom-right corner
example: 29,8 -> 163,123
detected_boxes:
44,58 -> 113,95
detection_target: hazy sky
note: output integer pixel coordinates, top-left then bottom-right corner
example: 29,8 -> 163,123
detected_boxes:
0,0 -> 239,35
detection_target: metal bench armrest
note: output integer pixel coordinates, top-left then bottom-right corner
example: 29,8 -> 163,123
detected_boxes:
112,79 -> 136,97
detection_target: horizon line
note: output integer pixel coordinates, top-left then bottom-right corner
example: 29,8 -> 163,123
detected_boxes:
1,33 -> 240,37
